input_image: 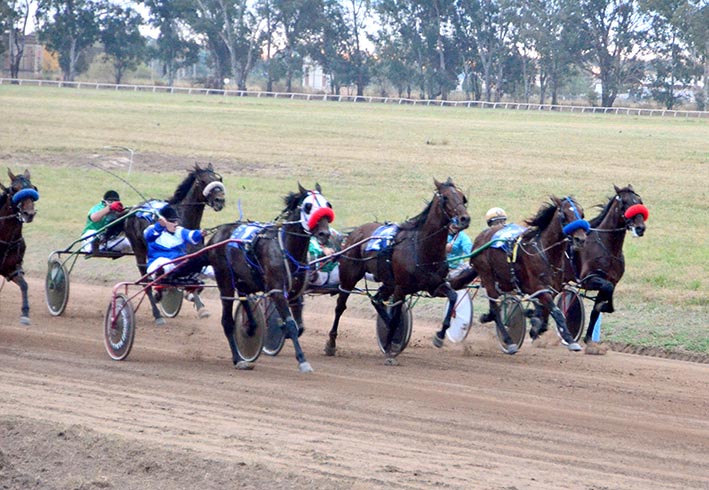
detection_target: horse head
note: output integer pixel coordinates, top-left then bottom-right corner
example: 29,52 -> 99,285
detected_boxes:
614,185 -> 648,237
434,177 -> 470,232
3,169 -> 39,223
193,163 -> 226,211
556,196 -> 589,251
292,182 -> 334,245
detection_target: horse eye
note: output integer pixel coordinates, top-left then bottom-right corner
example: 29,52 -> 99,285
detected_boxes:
303,203 -> 312,214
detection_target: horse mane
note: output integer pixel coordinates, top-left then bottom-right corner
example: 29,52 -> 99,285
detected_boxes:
588,186 -> 633,227
523,196 -> 562,236
281,190 -> 302,219
400,199 -> 433,230
0,190 -> 7,209
167,171 -> 197,205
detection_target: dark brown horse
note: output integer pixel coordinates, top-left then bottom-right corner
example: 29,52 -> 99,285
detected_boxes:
467,196 -> 589,353
123,163 -> 226,324
207,184 -> 333,372
0,169 -> 39,324
325,178 -> 470,362
564,185 -> 648,343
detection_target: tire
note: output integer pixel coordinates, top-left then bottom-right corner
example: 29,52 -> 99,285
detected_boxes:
158,287 -> 183,318
445,289 -> 474,343
496,295 -> 526,354
234,298 -> 265,363
261,298 -> 286,357
104,294 -> 136,361
45,259 -> 70,316
555,288 -> 585,343
376,302 -> 413,357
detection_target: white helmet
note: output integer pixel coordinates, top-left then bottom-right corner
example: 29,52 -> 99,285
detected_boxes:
485,207 -> 507,226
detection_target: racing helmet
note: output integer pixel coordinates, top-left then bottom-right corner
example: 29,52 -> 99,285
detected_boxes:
485,207 -> 507,227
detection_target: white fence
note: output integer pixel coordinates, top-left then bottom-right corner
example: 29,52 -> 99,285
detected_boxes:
2,77 -> 707,119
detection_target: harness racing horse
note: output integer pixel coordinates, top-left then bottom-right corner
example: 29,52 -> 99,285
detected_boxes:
207,183 -> 334,373
564,185 -> 648,343
0,169 -> 39,324
325,178 -> 470,363
123,163 -> 226,324
467,196 -> 589,353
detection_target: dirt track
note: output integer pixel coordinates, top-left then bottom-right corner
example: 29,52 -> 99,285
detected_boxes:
1,278 -> 708,490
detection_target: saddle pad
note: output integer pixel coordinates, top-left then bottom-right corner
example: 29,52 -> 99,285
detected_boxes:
490,223 -> 527,254
227,222 -> 270,249
364,224 -> 399,252
136,200 -> 167,221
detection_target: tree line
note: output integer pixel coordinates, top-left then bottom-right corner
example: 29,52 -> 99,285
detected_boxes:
1,0 -> 707,109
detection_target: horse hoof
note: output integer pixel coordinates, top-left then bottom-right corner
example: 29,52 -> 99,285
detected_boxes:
20,316 -> 31,326
567,342 -> 582,352
299,361 -> 313,373
197,308 -> 210,319
505,344 -> 519,355
297,326 -> 305,338
432,334 -> 444,348
479,312 -> 494,324
384,357 -> 399,366
323,344 -> 336,357
235,361 -> 255,370
155,317 -> 167,326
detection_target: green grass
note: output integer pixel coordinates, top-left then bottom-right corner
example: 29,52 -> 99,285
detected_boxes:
1,85 -> 707,354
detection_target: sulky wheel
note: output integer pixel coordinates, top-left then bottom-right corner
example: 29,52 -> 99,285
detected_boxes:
376,302 -> 413,357
555,288 -> 585,343
234,297 -> 266,363
157,287 -> 183,318
261,297 -> 286,357
104,294 -> 136,361
496,295 -> 526,354
45,259 -> 70,316
445,289 -> 474,343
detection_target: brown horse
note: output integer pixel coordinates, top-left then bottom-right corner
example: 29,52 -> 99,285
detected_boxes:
325,178 -> 470,362
207,183 -> 333,373
0,169 -> 39,324
564,185 -> 648,343
468,196 -> 589,353
123,163 -> 226,324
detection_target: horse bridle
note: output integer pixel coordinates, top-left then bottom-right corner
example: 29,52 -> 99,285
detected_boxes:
437,186 -> 468,230
1,176 -> 39,223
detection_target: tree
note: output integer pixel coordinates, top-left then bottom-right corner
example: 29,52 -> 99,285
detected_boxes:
2,0 -> 32,80
577,0 -> 648,107
99,4 -> 147,84
142,0 -> 199,87
36,0 -> 102,81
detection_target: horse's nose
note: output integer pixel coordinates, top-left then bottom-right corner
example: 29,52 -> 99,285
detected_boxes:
316,228 -> 331,245
572,233 -> 586,250
211,196 -> 225,211
459,215 -> 471,230
23,209 -> 36,223
634,225 -> 645,237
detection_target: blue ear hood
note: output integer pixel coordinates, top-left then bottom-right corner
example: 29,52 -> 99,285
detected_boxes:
563,219 -> 590,236
11,188 -> 39,204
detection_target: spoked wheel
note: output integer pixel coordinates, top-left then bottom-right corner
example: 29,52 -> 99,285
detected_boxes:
261,298 -> 286,357
45,259 -> 70,316
157,287 -> 183,318
375,302 -> 413,357
496,295 -> 526,354
104,294 -> 136,361
445,289 -> 474,343
555,288 -> 585,343
234,297 -> 266,363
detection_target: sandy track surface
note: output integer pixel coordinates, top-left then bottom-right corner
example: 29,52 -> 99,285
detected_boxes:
1,278 -> 707,490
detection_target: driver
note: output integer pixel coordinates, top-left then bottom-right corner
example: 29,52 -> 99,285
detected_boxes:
81,190 -> 131,254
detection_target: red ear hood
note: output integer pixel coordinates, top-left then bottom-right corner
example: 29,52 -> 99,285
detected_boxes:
624,204 -> 649,221
308,206 -> 335,230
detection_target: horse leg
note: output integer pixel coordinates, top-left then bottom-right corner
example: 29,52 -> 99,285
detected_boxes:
325,291 -> 350,356
529,303 -> 549,340
582,277 -> 614,343
11,273 -> 30,325
220,296 -> 253,370
490,301 -> 519,355
433,284 -> 457,348
271,293 -> 312,373
545,298 -> 582,351
289,296 -> 305,337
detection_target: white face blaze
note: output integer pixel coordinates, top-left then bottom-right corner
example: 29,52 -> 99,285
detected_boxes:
300,191 -> 333,232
